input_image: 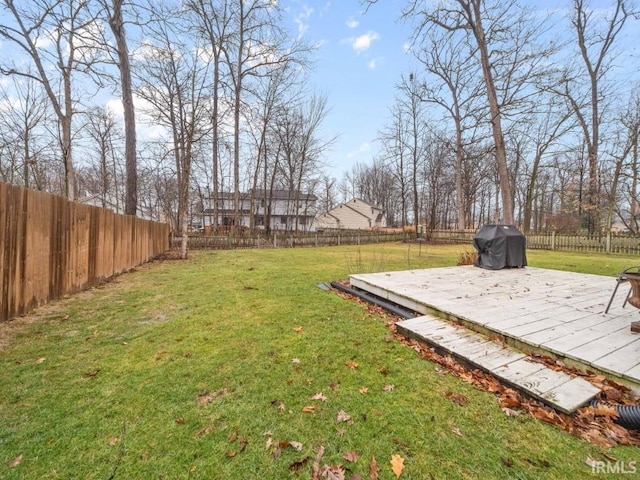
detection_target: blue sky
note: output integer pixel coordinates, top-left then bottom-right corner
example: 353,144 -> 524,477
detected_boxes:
281,0 -> 640,181
282,0 -> 415,179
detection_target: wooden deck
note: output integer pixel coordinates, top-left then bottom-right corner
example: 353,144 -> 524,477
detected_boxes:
350,266 -> 640,393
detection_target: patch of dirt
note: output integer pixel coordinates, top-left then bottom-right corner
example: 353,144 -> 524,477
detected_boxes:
155,250 -> 186,261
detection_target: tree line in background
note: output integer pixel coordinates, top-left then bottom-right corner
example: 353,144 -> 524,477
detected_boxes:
356,0 -> 639,234
0,0 -> 639,253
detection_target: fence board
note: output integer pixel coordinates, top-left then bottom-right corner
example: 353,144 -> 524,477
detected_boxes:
0,182 -> 169,322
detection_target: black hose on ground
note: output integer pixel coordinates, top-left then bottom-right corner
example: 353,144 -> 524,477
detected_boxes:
591,400 -> 640,431
329,281 -> 417,320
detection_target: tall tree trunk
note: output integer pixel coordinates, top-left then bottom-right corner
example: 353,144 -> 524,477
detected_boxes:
232,1 -> 244,233
108,0 -> 137,215
470,1 -> 512,224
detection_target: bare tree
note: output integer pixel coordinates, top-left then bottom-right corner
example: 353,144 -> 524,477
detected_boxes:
83,105 -> 125,209
396,73 -> 427,234
0,75 -> 51,189
104,0 -> 137,215
224,0 -> 311,231
274,92 -> 333,231
412,27 -> 484,229
0,0 -> 100,199
401,0 -> 554,225
378,104 -> 410,227
606,88 -> 640,231
135,8 -> 211,258
560,0 -> 634,233
185,0 -> 235,232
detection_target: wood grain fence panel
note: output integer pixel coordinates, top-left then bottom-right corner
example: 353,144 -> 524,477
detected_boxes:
75,204 -> 91,291
1,181 -> 169,322
0,183 -> 10,321
23,189 -> 52,312
9,186 -> 26,319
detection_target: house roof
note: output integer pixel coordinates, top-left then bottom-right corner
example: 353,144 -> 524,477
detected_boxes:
349,198 -> 383,212
206,190 -> 317,202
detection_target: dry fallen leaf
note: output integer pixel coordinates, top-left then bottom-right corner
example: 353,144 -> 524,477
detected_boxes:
337,410 -> 351,423
292,358 -> 300,364
108,437 -> 119,446
369,456 -> 379,479
289,441 -> 303,451
294,326 -> 303,333
228,430 -> 238,443
35,357 -> 46,364
344,451 -> 359,462
302,405 -> 316,413
451,427 -> 463,437
321,464 -> 346,480
444,391 -> 468,406
585,456 -> 599,468
359,386 -> 369,394
8,454 -> 23,468
501,457 -> 514,467
289,456 -> 310,472
383,384 -> 395,392
312,392 -> 328,402
345,361 -> 359,370
196,425 -> 214,437
239,437 -> 248,452
501,407 -> 521,417
390,454 -> 404,478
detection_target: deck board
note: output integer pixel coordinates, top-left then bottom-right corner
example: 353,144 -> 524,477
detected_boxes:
396,313 -> 600,413
351,266 -> 640,391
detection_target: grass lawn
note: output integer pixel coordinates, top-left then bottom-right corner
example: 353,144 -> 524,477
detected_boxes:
1,243 -> 639,479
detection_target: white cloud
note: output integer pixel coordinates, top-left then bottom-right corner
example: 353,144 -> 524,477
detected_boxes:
346,18 -> 359,29
348,31 -> 379,53
367,57 -> 383,69
347,142 -> 371,159
294,5 -> 314,36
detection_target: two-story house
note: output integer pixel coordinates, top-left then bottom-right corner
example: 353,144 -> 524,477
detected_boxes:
201,189 -> 317,231
315,198 -> 387,230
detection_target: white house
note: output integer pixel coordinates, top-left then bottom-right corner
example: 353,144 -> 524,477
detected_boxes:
315,198 -> 387,230
201,189 -> 317,231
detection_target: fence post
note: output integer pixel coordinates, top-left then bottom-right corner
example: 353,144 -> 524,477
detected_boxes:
606,231 -> 611,254
551,231 -> 556,251
315,232 -> 318,247
274,233 -> 277,248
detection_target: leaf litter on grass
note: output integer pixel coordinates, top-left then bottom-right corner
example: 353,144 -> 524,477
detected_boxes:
336,277 -> 640,447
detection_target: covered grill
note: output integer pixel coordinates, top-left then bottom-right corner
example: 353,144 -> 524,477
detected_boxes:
473,224 -> 527,270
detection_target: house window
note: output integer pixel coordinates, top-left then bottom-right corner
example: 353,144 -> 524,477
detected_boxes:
280,216 -> 287,225
255,215 -> 264,226
300,217 -> 306,225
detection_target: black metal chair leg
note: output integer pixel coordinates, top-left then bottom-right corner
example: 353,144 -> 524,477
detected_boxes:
606,279 -> 624,314
622,287 -> 633,309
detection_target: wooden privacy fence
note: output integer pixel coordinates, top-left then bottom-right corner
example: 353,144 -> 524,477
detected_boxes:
1,182 -> 169,323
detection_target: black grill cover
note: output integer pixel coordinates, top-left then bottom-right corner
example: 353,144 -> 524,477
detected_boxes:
473,224 -> 527,270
